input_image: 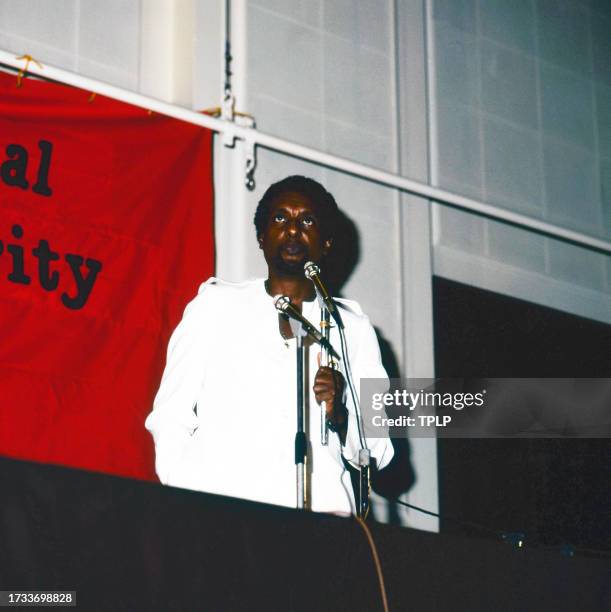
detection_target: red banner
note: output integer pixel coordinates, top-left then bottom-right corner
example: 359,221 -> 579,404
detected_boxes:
0,70 -> 214,480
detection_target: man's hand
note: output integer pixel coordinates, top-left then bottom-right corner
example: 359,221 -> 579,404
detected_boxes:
313,361 -> 348,443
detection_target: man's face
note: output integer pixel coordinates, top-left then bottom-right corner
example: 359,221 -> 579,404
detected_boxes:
258,191 -> 332,276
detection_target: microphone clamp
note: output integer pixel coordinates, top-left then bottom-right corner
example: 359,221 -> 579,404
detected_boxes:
274,294 -> 340,361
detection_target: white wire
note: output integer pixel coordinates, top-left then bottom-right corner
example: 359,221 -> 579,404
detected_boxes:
338,323 -> 368,451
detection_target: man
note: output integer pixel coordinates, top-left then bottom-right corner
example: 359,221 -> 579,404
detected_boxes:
145,176 -> 393,513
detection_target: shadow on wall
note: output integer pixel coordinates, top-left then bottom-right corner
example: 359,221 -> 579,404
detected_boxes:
372,327 -> 416,522
325,210 -> 360,296
327,210 -> 416,520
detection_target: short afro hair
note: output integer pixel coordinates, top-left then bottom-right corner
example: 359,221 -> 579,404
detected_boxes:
254,175 -> 339,240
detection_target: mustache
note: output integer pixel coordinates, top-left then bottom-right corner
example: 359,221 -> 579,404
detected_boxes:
281,240 -> 306,252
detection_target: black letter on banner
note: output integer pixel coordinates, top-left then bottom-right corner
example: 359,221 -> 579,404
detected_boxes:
62,254 -> 102,310
7,224 -> 31,285
1,145 -> 29,190
32,140 -> 53,197
32,239 -> 60,290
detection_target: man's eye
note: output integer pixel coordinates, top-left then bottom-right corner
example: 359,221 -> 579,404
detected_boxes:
302,217 -> 314,227
273,213 -> 285,222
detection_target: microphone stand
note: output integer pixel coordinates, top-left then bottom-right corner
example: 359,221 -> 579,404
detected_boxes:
304,264 -> 371,518
288,317 -> 308,510
276,293 -> 352,512
319,307 -> 330,446
358,448 -> 370,519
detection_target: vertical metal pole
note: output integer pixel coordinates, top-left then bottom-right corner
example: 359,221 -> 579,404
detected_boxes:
320,308 -> 330,446
358,449 -> 371,518
295,334 -> 306,509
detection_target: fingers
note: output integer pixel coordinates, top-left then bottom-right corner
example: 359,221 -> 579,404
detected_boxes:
313,367 -> 345,407
314,387 -> 335,404
313,369 -> 339,392
314,365 -> 339,380
313,379 -> 335,396
313,377 -> 336,405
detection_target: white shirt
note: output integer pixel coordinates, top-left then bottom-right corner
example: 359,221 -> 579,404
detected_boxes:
145,278 -> 393,514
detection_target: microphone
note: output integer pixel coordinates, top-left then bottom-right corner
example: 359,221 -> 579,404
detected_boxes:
274,295 -> 340,361
303,261 -> 344,329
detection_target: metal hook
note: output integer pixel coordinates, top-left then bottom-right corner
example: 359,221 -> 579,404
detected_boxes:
220,90 -> 236,147
15,54 -> 43,87
245,139 -> 256,191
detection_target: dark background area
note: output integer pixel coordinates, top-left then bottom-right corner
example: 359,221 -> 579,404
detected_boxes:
434,276 -> 611,552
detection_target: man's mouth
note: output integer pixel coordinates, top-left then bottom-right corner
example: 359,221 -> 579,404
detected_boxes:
282,242 -> 306,256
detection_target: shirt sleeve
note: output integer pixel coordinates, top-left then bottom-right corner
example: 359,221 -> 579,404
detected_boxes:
336,315 -> 395,471
144,282 -> 213,484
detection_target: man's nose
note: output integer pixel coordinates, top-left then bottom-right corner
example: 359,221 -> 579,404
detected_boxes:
287,218 -> 299,235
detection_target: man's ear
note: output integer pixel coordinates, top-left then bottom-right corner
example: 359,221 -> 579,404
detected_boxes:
257,235 -> 263,249
323,237 -> 333,255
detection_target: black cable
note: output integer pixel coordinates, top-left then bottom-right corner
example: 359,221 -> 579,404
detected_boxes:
338,322 -> 367,451
391,498 -> 611,558
393,498 -> 500,538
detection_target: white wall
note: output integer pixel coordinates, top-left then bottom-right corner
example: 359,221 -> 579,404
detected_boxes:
0,0 -> 221,106
0,0 -> 142,90
430,0 -> 611,324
